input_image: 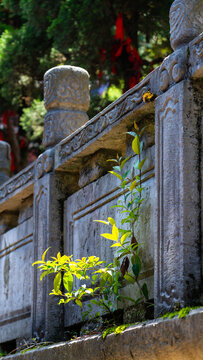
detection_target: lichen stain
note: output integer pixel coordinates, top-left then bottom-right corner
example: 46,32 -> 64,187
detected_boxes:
4,255 -> 10,298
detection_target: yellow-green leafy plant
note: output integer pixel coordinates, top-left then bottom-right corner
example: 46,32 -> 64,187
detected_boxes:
33,122 -> 148,320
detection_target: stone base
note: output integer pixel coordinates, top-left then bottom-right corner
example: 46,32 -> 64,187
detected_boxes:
4,308 -> 203,360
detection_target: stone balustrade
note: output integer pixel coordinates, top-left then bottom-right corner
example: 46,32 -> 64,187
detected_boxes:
0,0 -> 202,352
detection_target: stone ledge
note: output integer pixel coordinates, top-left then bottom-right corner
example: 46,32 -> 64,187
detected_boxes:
5,308 -> 203,360
0,163 -> 34,213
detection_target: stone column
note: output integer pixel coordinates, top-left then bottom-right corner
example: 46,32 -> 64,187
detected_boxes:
32,66 -> 90,340
155,0 -> 203,316
0,141 -> 10,186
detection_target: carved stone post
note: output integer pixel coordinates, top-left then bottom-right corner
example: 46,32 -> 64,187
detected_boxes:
155,0 -> 203,316
32,66 -> 90,340
0,141 -> 10,186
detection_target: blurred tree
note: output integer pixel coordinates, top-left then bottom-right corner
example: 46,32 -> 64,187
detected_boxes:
0,0 -> 173,163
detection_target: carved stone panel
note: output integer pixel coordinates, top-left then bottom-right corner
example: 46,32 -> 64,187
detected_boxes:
0,218 -> 33,343
64,148 -> 155,327
170,0 -> 203,51
155,81 -> 201,316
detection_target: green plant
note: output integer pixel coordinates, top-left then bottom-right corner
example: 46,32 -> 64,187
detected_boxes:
33,122 -> 148,321
94,121 -> 149,304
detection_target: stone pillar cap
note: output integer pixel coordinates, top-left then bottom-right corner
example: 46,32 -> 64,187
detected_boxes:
170,0 -> 203,51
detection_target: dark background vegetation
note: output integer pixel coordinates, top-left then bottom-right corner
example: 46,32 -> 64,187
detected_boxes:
0,0 -> 173,172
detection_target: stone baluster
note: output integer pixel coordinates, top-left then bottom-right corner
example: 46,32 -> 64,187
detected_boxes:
155,0 -> 203,316
0,141 -> 11,186
32,66 -> 90,341
43,65 -> 90,148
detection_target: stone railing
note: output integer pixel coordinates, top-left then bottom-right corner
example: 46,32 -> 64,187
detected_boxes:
0,0 -> 202,350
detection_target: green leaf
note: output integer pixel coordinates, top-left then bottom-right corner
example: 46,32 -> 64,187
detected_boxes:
90,299 -> 99,305
132,136 -> 140,155
120,233 -> 129,245
112,224 -> 119,241
137,158 -> 146,170
54,272 -> 61,293
141,283 -> 149,300
130,180 -> 138,192
132,264 -> 140,278
120,156 -> 131,170
124,273 -> 135,284
40,271 -> 49,281
131,254 -> 142,271
75,299 -> 83,307
108,171 -> 122,181
42,247 -> 51,261
108,217 -> 116,225
63,272 -> 73,292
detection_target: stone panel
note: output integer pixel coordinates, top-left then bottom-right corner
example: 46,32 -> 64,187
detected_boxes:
155,80 -> 201,316
0,218 -> 33,342
64,146 -> 155,327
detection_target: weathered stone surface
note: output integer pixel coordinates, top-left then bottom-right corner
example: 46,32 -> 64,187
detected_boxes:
78,149 -> 118,188
0,211 -> 18,235
155,80 -> 201,316
32,173 -> 64,341
43,65 -> 90,148
0,218 -> 33,343
0,141 -> 11,186
189,32 -> 203,78
18,196 -> 33,225
170,0 -> 203,51
4,308 -> 203,360
64,146 -> 155,326
0,162 -> 34,213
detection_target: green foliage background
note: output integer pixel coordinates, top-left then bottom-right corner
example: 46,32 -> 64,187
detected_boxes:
0,0 -> 173,143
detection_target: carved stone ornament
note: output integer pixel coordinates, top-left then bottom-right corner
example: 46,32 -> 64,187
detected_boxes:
43,65 -> 90,148
0,141 -> 11,185
170,0 -> 203,51
35,148 -> 54,179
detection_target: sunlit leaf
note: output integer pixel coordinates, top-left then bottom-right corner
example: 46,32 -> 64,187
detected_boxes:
111,243 -> 122,247
130,180 -> 138,192
54,272 -> 61,293
75,299 -> 83,307
138,158 -> 146,170
108,171 -> 122,181
101,233 -> 117,241
112,224 -> 119,241
93,220 -> 109,225
120,233 -> 129,245
63,272 -> 73,292
42,247 -> 51,261
120,156 -> 131,170
40,271 -> 49,281
108,217 -> 116,225
132,136 -> 140,155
